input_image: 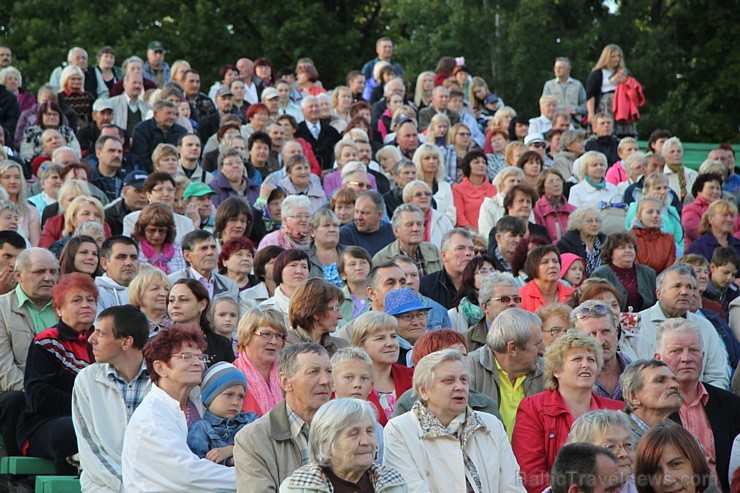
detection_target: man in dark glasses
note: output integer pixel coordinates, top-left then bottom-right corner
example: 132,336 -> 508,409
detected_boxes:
466,272 -> 522,352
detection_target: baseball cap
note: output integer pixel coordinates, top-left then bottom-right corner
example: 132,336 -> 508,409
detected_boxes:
261,87 -> 279,101
123,171 -> 148,189
93,99 -> 113,112
147,41 -> 166,52
184,182 -> 216,199
483,93 -> 499,105
215,86 -> 233,98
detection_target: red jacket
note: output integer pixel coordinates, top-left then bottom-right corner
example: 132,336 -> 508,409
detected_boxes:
631,227 -> 676,275
533,195 -> 576,242
39,213 -> 112,249
512,389 -> 624,493
519,280 -> 574,313
612,76 -> 645,124
367,363 -> 414,427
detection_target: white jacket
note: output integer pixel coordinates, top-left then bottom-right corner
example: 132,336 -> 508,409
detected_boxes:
95,275 -> 129,316
428,209 -> 453,249
122,384 -> 235,492
384,410 -> 525,493
72,362 -> 151,493
567,180 -> 619,209
433,180 -> 457,225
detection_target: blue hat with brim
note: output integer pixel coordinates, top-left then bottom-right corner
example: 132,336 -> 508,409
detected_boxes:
384,288 -> 432,316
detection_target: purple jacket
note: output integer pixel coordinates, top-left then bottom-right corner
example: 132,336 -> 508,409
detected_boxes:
323,168 -> 377,197
686,232 -> 740,263
209,172 -> 259,208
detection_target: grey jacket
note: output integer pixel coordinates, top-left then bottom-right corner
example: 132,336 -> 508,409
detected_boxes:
467,346 -> 545,405
167,268 -> 239,301
95,275 -> 129,316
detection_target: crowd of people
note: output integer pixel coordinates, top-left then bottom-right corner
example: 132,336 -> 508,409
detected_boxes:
0,37 -> 739,493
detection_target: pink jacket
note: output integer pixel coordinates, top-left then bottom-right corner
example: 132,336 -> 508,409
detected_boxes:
533,195 -> 576,242
605,161 -> 627,185
613,76 -> 645,124
452,177 -> 496,229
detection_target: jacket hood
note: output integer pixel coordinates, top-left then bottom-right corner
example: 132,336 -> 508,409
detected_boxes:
95,274 -> 127,291
560,253 -> 584,280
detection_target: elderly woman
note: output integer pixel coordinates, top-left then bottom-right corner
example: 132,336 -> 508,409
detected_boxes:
477,166 -> 525,238
323,141 -> 377,197
258,195 -> 312,251
241,245 -> 284,308
280,398 -> 406,492
19,101 -> 81,165
402,179 -> 454,246
630,196 -> 676,274
519,245 -> 575,312
132,203 -> 186,274
17,273 -> 97,474
28,163 -> 63,218
536,303 -> 571,347
625,172 -> 684,256
534,169 -> 576,242
337,246 -> 372,321
59,234 -> 101,277
121,325 -> 235,492
0,65 -> 35,111
448,255 -> 495,331
688,199 -> 740,261
128,266 -> 172,334
259,249 -> 310,321
209,148 -> 258,209
568,150 -> 619,208
634,422 -> 714,493
556,204 -> 607,277
611,149 -> 646,195
151,143 -> 179,176
452,150 -> 496,233
0,160 -> 40,245
233,307 -> 287,416
512,331 -> 624,493
56,65 -> 95,130
682,173 -> 740,249
590,232 -> 657,312
168,279 -> 235,364
413,143 -> 456,224
484,128 -> 509,180
385,348 -> 523,493
568,410 -> 638,493
286,278 -> 348,356
661,136 -> 697,203
40,195 -> 109,251
218,237 -> 256,292
279,154 -> 327,213
351,311 -> 414,427
307,209 -> 344,287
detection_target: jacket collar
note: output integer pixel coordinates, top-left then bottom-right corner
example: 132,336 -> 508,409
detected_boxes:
269,400 -> 294,441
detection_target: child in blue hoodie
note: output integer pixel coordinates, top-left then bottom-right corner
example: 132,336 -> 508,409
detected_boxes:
187,362 -> 258,465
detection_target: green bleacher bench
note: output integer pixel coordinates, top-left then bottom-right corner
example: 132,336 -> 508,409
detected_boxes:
637,141 -> 740,171
35,476 -> 81,493
0,456 -> 56,475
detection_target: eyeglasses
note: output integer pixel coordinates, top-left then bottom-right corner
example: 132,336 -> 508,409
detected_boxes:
174,352 -> 212,364
543,327 -> 566,336
152,186 -> 175,194
348,182 -> 371,189
602,441 -> 634,454
397,311 -> 428,322
254,328 -> 288,342
145,226 -> 168,236
412,191 -> 432,198
489,295 -> 522,304
457,132 -> 471,137
475,267 -> 494,276
326,305 -> 341,312
474,248 -> 487,255
575,303 -> 609,320
286,214 -> 310,221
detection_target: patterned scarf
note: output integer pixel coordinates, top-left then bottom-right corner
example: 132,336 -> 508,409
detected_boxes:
412,400 -> 483,492
583,235 -> 603,277
140,239 -> 175,274
459,297 -> 484,327
281,227 -> 311,250
666,162 -> 687,200
234,351 -> 283,416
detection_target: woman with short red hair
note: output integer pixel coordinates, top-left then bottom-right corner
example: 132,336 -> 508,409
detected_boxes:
218,236 -> 256,292
242,103 -> 270,138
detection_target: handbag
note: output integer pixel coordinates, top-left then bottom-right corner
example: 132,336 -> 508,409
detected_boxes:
600,195 -> 627,235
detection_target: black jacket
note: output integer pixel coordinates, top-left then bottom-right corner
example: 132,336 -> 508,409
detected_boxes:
204,329 -> 236,365
419,268 -> 457,310
0,84 -> 20,144
295,121 -> 341,170
104,197 -> 132,236
585,135 -> 620,166
130,119 -> 188,173
556,230 -> 607,263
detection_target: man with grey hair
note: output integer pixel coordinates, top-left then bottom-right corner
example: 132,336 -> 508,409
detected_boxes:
109,72 -> 150,140
373,204 -> 442,276
234,342 -> 332,492
419,228 -> 475,309
49,47 -> 107,97
295,95 -> 340,171
466,272 -> 521,351
0,248 -> 58,455
655,318 -> 740,491
541,57 -> 587,122
383,159 -> 416,213
168,230 -> 238,301
131,99 -> 188,173
339,191 -> 395,256
638,264 -> 729,389
468,307 -> 544,438
619,359 -> 680,438
418,86 -> 460,132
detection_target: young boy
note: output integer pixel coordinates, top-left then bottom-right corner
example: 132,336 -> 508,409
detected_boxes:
187,362 -> 258,465
330,347 -> 384,462
706,247 -> 740,313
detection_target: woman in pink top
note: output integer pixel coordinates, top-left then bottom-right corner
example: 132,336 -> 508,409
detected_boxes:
519,245 -> 575,312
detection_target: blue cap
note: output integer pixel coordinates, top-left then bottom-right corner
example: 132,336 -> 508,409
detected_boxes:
384,288 -> 432,316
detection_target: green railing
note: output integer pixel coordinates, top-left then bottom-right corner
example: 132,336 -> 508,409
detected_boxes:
637,142 -> 740,171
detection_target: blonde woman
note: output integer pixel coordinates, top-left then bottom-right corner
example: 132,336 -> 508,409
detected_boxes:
413,71 -> 435,110
491,106 -> 517,134
330,85 -> 352,132
0,160 -> 40,245
586,44 -> 636,136
478,166 -> 525,238
40,193 -> 107,248
412,143 -> 456,224
427,113 -> 456,182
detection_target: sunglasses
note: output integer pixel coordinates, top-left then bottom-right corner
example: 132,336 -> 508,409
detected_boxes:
490,295 -> 522,304
574,303 -> 609,320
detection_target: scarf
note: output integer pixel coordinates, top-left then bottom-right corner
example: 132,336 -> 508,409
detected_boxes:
140,239 -> 175,274
459,297 -> 484,327
281,227 -> 311,250
234,351 -> 283,416
423,208 -> 433,243
412,400 -> 484,491
585,176 -> 606,189
666,162 -> 687,200
583,235 -> 603,277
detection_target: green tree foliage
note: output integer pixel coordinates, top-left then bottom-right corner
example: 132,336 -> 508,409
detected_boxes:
1,0 -> 735,142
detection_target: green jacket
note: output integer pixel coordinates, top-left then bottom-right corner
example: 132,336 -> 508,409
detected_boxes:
372,241 -> 443,275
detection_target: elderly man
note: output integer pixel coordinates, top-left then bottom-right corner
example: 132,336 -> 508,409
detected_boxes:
72,305 -> 151,493
542,57 -> 588,121
373,204 -> 442,276
391,255 -> 451,332
142,41 -> 170,87
199,87 -> 234,142
77,98 -> 117,156
339,191 -> 395,257
418,86 -> 460,132
419,228 -> 474,309
236,58 -> 260,105
551,443 -> 621,493
394,118 -> 420,159
0,248 -> 58,454
467,272 -> 521,351
168,230 -> 238,300
234,343 -> 332,492
89,136 -> 125,202
49,47 -> 106,97
295,96 -> 341,171
620,359 -> 680,438
528,95 -> 560,136
383,159 -> 416,214
109,72 -> 150,142
638,264 -> 730,389
131,100 -> 188,173
585,113 -> 620,166
96,236 -> 140,315
468,308 -> 545,438
655,318 -> 740,492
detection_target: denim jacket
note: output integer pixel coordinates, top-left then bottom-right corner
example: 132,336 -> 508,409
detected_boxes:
186,409 -> 258,463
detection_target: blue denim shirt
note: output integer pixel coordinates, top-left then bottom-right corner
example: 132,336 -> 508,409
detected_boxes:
186,409 -> 258,463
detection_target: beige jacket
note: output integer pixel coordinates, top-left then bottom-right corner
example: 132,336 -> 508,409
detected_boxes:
372,241 -> 443,275
0,290 -> 40,391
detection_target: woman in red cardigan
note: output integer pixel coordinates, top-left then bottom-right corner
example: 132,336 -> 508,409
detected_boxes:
511,331 -> 623,493
351,311 -> 413,427
451,150 -> 496,233
519,244 -> 575,312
